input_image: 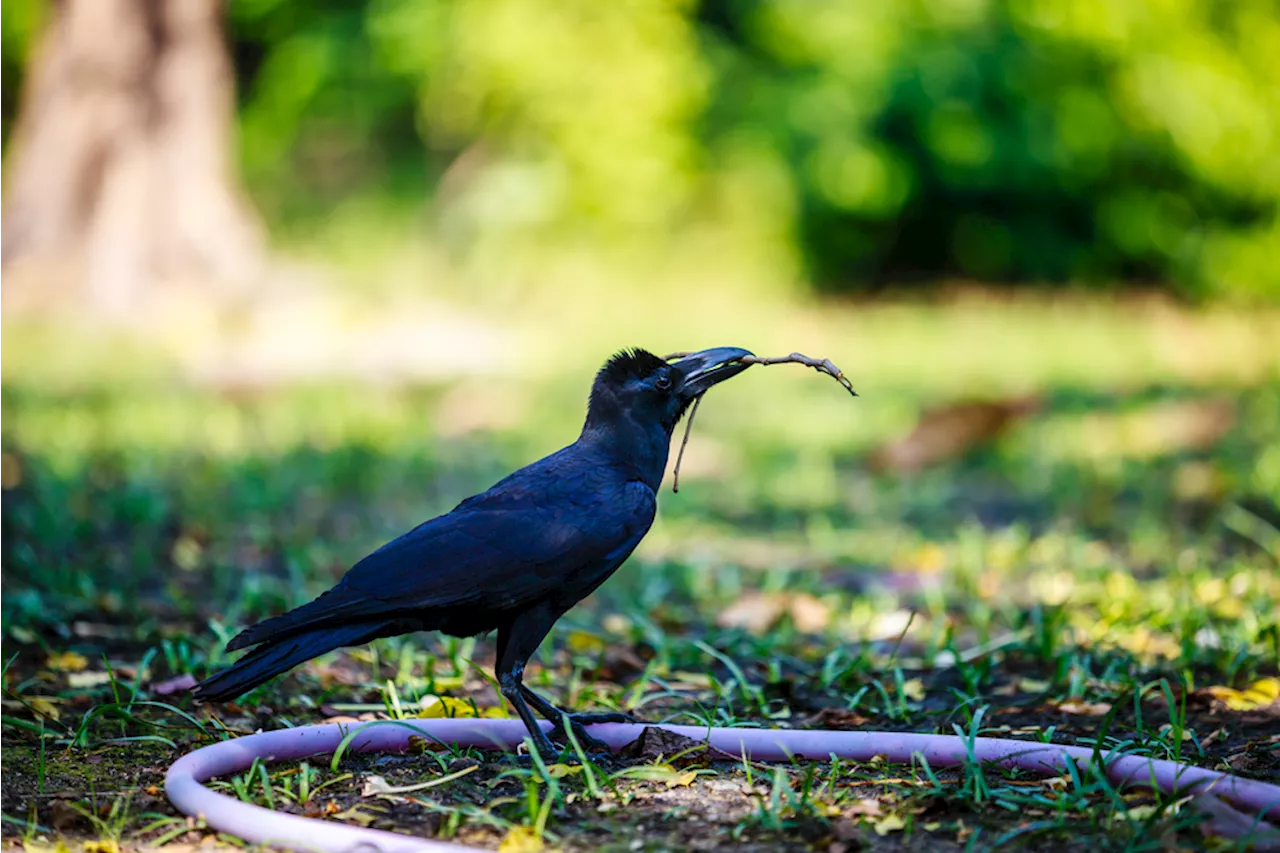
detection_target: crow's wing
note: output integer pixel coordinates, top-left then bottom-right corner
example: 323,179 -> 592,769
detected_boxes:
227,468 -> 655,650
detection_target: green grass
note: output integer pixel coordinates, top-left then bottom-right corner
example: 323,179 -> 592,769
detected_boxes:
2,294 -> 1279,851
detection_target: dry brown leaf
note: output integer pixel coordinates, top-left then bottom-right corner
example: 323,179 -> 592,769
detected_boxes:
620,726 -> 708,766
716,591 -> 786,633
1054,699 -> 1112,716
868,397 -> 1039,473
809,708 -> 870,729
846,798 -> 883,817
788,593 -> 832,632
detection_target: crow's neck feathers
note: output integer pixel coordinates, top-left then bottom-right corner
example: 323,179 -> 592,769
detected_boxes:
581,348 -> 672,490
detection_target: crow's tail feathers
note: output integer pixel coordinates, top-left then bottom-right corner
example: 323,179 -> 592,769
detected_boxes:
192,620 -> 392,703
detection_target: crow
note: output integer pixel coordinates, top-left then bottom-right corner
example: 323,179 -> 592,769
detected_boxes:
193,347 -> 753,755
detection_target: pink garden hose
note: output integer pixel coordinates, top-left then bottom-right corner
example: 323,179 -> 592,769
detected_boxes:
166,719 -> 1280,852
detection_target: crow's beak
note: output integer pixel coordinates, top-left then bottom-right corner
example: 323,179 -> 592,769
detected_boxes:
671,347 -> 755,399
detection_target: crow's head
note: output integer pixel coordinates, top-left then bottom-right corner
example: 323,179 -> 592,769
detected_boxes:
585,346 -> 754,434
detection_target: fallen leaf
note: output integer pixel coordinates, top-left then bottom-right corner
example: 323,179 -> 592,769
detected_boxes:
846,798 -> 883,817
900,678 -> 926,701
1113,804 -> 1160,822
620,725 -> 708,765
498,826 -> 544,853
716,591 -> 786,633
867,397 -> 1039,473
543,764 -> 586,779
668,671 -> 714,689
83,841 -> 119,853
788,593 -> 832,633
566,629 -> 607,654
67,672 -> 113,689
872,813 -> 907,836
1205,677 -> 1280,711
1017,678 -> 1051,694
330,806 -> 381,827
418,695 -> 506,718
809,708 -> 870,729
151,674 -> 198,695
1054,699 -> 1112,716
25,695 -> 63,722
47,651 -> 89,672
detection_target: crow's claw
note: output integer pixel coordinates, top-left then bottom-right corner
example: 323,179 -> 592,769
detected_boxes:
548,711 -> 636,754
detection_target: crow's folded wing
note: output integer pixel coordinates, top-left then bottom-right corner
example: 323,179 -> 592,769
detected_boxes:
227,475 -> 655,650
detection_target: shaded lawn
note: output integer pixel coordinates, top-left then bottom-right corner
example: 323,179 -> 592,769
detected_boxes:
2,305 -> 1279,851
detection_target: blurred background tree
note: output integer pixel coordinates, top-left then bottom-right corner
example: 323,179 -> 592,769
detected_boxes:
2,0 -> 262,313
3,0 -> 1277,302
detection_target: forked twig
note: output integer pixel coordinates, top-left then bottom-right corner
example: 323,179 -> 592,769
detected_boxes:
665,349 -> 856,492
740,352 -> 857,397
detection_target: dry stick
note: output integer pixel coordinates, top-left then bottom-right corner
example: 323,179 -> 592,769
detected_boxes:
740,352 -> 858,397
665,350 -> 857,492
671,393 -> 704,494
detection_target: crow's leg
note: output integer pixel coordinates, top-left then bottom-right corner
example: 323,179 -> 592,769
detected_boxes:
517,685 -> 636,747
495,605 -> 627,758
495,603 -> 565,758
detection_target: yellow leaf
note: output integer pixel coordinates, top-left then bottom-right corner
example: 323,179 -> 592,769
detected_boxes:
669,671 -> 714,689
47,652 -> 89,673
26,696 -> 62,722
872,814 -> 907,836
566,630 -> 606,654
1017,678 -> 1051,694
417,695 -> 506,719
83,841 -> 119,853
900,678 -> 926,701
331,806 -> 381,827
1113,804 -> 1159,822
498,826 -> 545,853
668,770 -> 698,788
544,763 -> 585,778
1206,677 -> 1280,711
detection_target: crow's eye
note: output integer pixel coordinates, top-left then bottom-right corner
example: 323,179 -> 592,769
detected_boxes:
655,374 -> 673,391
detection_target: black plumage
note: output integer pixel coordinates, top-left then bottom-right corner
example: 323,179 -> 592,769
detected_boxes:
193,346 -> 753,755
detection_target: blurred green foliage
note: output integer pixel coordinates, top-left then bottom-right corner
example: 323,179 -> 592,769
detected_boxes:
3,0 -> 1278,298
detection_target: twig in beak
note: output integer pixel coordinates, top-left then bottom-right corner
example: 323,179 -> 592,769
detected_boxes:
662,351 -> 856,397
740,352 -> 857,397
663,349 -> 856,493
671,393 -> 703,494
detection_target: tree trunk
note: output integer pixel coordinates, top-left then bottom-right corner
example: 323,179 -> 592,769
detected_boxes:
2,0 -> 263,316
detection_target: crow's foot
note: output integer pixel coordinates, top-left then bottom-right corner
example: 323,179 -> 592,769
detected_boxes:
548,711 -> 637,754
